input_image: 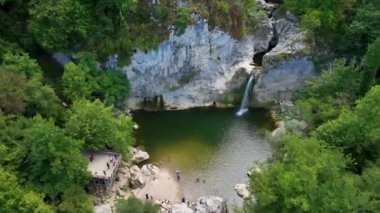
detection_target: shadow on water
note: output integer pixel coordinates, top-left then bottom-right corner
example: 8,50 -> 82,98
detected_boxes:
132,107 -> 275,208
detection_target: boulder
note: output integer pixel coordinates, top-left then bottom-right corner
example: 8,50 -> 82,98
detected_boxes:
170,203 -> 194,213
130,147 -> 150,164
233,184 -> 251,199
271,121 -> 286,141
94,204 -> 112,213
129,165 -> 141,176
130,171 -> 146,189
194,196 -> 227,213
141,164 -> 160,176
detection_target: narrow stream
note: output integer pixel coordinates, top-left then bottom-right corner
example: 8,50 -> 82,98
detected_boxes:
133,108 -> 275,208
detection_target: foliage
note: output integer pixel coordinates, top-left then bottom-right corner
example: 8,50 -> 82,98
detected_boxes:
29,0 -> 91,51
315,85 -> 380,171
62,53 -> 130,104
283,0 -> 357,45
57,185 -> 93,213
24,116 -> 90,198
0,69 -> 27,114
24,80 -> 66,121
359,36 -> 380,96
2,52 -> 42,80
116,197 -> 159,213
248,134 -> 358,212
62,62 -> 98,101
293,59 -> 360,128
339,0 -> 380,56
173,6 -> 191,34
0,167 -> 53,213
356,165 -> 380,211
65,99 -> 135,157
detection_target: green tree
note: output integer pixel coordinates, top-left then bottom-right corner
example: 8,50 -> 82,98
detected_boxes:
65,99 -> 134,157
173,6 -> 191,34
356,165 -> 380,212
359,36 -> 380,96
62,62 -> 98,101
316,85 -> 380,171
29,0 -> 91,50
95,70 -> 130,105
1,52 -> 42,80
0,70 -> 27,114
24,116 -> 89,198
248,134 -> 358,212
0,167 -> 53,213
24,80 -> 65,121
293,59 -> 360,128
116,197 -> 159,213
58,185 -> 94,213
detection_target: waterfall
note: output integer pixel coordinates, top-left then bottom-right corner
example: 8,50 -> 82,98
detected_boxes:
236,75 -> 255,116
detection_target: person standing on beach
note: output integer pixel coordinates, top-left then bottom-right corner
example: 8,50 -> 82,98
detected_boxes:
176,169 -> 180,181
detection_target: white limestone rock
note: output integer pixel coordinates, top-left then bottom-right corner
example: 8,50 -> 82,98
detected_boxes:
94,204 -> 112,213
129,165 -> 141,176
123,21 -> 256,110
170,203 -> 194,213
130,171 -> 146,189
252,57 -> 316,107
130,147 -> 150,164
233,184 -> 251,199
141,164 -> 160,176
194,196 -> 227,213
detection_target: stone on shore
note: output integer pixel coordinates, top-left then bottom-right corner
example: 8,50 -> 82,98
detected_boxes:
194,196 -> 227,213
94,204 -> 112,213
233,184 -> 251,199
141,164 -> 160,176
170,203 -> 194,213
130,147 -> 150,164
130,171 -> 146,189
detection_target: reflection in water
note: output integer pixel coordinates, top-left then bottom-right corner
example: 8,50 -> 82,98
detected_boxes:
133,108 -> 273,208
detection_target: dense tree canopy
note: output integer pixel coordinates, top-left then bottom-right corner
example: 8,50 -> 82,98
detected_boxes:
248,135 -> 358,212
0,168 -> 53,213
65,99 -> 135,157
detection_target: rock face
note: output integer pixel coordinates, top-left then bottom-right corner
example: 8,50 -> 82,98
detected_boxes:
252,17 -> 316,107
194,196 -> 227,213
233,184 -> 251,199
123,21 -> 256,110
130,147 -> 150,164
252,57 -> 315,106
170,203 -> 194,213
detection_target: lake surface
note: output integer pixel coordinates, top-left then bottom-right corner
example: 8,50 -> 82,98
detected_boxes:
133,108 -> 274,208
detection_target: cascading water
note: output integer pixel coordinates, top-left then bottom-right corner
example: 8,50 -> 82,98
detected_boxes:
236,75 -> 255,116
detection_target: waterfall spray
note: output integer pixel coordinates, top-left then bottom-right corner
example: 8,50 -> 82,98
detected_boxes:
236,75 -> 255,116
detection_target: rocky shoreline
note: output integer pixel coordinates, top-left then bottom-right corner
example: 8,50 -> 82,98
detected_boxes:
94,148 -> 230,213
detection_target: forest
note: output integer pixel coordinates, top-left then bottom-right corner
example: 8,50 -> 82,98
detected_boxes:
0,0 -> 379,212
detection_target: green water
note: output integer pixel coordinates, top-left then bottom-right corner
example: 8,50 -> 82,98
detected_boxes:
133,108 -> 274,207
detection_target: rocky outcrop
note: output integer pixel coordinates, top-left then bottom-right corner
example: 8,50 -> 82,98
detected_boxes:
233,184 -> 251,199
129,165 -> 146,189
194,196 -> 227,213
123,20 -> 261,110
130,147 -> 150,164
251,15 -> 316,107
170,203 -> 194,213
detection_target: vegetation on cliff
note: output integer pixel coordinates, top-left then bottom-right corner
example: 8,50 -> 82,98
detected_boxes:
243,0 -> 380,212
